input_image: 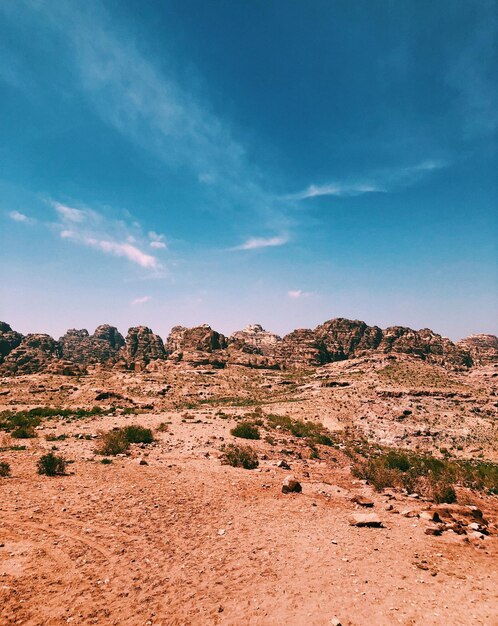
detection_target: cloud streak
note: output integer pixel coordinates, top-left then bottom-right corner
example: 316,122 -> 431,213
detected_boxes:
53,201 -> 163,271
234,234 -> 289,251
8,210 -> 34,223
289,160 -> 446,201
131,295 -> 151,305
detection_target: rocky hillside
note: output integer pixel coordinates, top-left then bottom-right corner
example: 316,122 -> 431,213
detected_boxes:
0,317 -> 495,375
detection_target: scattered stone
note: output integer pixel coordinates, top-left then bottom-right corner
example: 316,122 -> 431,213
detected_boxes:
277,460 -> 291,470
348,513 -> 383,528
282,475 -> 302,494
424,526 -> 443,536
351,495 -> 374,508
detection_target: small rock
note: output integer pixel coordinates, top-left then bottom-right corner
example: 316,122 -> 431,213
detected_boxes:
277,460 -> 291,470
420,510 -> 441,522
401,509 -> 419,518
352,495 -> 374,508
282,475 -> 302,494
138,457 -> 148,465
424,526 -> 443,536
330,618 -> 342,626
348,513 -> 383,528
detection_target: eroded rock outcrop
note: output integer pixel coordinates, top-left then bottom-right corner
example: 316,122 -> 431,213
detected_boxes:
457,334 -> 498,365
60,325 -> 125,365
230,324 -> 281,355
165,324 -> 228,355
379,326 -> 472,367
0,322 -> 24,363
125,326 -> 165,370
315,318 -> 383,360
0,333 -> 62,375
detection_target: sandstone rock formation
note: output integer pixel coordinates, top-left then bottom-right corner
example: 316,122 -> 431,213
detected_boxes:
230,324 -> 281,355
275,328 -> 328,367
379,326 -> 472,367
60,325 -> 125,365
315,318 -> 383,360
457,334 -> 498,365
0,322 -> 23,363
0,333 -> 62,375
165,324 -> 228,355
125,326 -> 165,370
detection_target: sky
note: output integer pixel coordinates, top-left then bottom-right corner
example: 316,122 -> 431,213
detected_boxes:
0,0 -> 497,341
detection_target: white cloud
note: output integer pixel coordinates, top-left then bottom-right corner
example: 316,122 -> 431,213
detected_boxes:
53,201 -> 162,271
131,295 -> 151,305
148,231 -> 167,249
53,202 -> 86,222
287,289 -> 313,299
8,210 -> 34,223
234,234 -> 289,251
290,160 -> 447,201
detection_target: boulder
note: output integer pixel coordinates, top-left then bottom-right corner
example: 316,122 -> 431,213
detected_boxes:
348,513 -> 383,527
282,475 -> 302,493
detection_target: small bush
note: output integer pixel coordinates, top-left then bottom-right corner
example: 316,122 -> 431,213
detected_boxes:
221,444 -> 259,469
100,458 -> 113,465
122,425 -> 154,444
11,426 -> 37,439
37,452 -> 67,476
95,430 -> 130,455
231,421 -> 260,440
156,422 -> 169,432
0,461 -> 11,477
267,414 -> 334,446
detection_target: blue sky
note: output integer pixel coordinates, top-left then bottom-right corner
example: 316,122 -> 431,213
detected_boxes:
0,0 -> 497,340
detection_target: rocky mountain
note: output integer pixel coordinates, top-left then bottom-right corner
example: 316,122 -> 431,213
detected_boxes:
60,325 -> 125,365
457,334 -> 498,364
0,318 -> 493,375
124,326 -> 165,371
230,324 -> 281,355
0,322 -> 23,363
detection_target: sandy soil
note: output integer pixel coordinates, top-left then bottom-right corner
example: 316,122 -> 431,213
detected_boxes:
1,360 -> 497,625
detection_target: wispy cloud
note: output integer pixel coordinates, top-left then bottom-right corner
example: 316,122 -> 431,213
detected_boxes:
8,210 -> 34,224
131,295 -> 151,305
289,160 -> 446,201
53,201 -> 163,271
287,289 -> 313,299
233,234 -> 289,251
148,231 -> 167,249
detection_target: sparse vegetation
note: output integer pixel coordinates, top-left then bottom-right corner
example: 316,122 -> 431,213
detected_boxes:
350,446 -> 498,500
220,443 -> 259,469
122,425 -> 154,444
156,422 -> 170,432
266,414 -> 334,447
37,452 -> 67,476
95,429 -> 130,455
230,421 -> 260,440
100,458 -> 113,465
0,461 -> 11,477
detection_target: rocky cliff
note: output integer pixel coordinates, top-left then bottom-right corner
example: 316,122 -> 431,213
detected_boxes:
0,318 -> 489,375
457,334 -> 498,364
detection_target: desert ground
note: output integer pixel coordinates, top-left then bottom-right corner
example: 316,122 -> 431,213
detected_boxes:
1,356 -> 497,625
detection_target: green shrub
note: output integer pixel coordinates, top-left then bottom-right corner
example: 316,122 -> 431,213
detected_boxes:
267,414 -> 333,446
122,425 -> 154,444
0,461 -> 11,477
37,452 -> 67,476
231,421 -> 260,440
221,444 -> 259,469
11,426 -> 37,439
100,458 -> 113,465
95,430 -> 130,455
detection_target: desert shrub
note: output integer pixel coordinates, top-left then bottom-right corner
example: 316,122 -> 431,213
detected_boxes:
156,422 -> 169,432
267,414 -> 333,446
122,425 -> 154,444
37,452 -> 67,476
95,430 -> 130,455
221,444 -> 259,469
0,461 -> 11,477
231,421 -> 260,440
11,426 -> 37,439
100,458 -> 113,465
45,434 -> 68,441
